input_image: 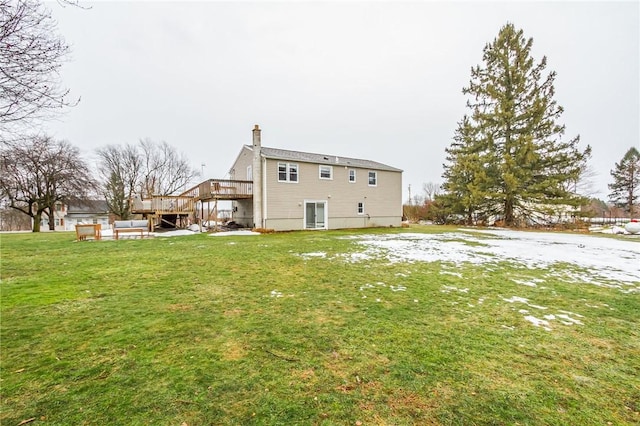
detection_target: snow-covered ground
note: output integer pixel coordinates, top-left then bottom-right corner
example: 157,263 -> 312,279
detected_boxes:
98,228 -> 260,238
338,229 -> 640,287
327,229 -> 638,332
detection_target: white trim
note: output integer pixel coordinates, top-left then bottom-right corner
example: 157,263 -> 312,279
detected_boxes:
278,162 -> 299,183
368,170 -> 377,187
357,201 -> 365,215
348,169 -> 356,183
319,165 -> 333,180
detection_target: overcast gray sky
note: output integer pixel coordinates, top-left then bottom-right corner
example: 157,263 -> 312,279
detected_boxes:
46,0 -> 639,201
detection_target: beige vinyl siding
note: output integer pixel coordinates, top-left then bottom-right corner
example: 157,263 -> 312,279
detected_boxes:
230,146 -> 254,180
264,158 -> 401,230
230,147 -> 255,227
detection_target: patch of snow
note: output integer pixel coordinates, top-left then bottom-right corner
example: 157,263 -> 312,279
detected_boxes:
343,230 -> 640,286
528,303 -> 548,310
298,252 -> 327,259
512,278 -> 544,287
503,296 -> 530,304
503,296 -> 547,310
559,310 -> 584,318
556,314 -> 584,325
524,315 -> 552,331
154,229 -> 197,237
441,285 -> 469,294
210,230 -> 260,236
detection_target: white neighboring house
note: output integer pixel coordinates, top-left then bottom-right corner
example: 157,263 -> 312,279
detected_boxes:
43,200 -> 111,231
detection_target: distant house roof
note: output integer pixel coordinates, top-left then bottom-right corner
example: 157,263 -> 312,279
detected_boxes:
247,145 -> 402,173
66,200 -> 109,214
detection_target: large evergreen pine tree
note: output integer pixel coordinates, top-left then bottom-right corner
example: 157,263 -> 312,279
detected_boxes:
441,23 -> 591,226
608,147 -> 640,217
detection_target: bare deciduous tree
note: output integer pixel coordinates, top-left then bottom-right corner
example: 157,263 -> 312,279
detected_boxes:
0,0 -> 78,136
96,139 -> 198,218
139,139 -> 198,197
422,182 -> 441,202
96,144 -> 142,220
0,135 -> 95,231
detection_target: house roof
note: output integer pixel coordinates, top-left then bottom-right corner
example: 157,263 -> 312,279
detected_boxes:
247,145 -> 402,172
66,200 -> 109,214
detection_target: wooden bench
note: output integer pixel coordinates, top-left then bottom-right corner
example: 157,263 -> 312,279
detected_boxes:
75,224 -> 102,241
113,220 -> 150,240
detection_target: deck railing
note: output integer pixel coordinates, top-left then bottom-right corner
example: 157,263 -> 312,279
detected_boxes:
131,179 -> 253,215
181,179 -> 253,201
150,195 -> 195,214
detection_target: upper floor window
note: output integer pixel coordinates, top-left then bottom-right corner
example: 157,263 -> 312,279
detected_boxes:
349,169 -> 356,183
368,171 -> 377,186
278,162 -> 298,182
247,165 -> 253,180
319,165 -> 333,180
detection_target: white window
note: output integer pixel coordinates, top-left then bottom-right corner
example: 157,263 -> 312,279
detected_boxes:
357,202 -> 365,214
368,171 -> 377,186
319,165 -> 333,180
278,162 -> 298,182
349,169 -> 356,183
247,165 -> 252,180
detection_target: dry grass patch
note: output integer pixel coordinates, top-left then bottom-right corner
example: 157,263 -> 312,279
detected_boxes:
220,340 -> 248,361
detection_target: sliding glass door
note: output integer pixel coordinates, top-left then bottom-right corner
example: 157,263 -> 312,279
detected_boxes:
304,201 -> 326,229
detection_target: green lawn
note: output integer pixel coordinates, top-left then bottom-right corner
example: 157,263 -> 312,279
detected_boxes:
1,227 -> 638,425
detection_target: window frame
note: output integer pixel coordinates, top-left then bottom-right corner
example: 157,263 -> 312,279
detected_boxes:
278,162 -> 299,183
357,202 -> 365,215
319,165 -> 333,180
368,171 -> 377,187
348,169 -> 356,183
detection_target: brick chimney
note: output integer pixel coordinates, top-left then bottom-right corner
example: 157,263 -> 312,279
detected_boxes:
252,125 -> 263,229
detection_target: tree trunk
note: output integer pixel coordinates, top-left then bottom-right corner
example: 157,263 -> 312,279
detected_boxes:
32,213 -> 41,232
504,198 -> 515,227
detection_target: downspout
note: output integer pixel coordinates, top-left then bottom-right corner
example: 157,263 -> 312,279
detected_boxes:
252,125 -> 263,229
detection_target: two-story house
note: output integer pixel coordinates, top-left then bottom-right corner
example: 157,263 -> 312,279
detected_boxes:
228,125 -> 402,231
43,200 -> 111,231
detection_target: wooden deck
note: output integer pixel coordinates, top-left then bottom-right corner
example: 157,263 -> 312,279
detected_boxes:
130,179 -> 253,216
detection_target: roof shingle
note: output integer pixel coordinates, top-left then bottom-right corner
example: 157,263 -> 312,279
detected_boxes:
248,145 -> 402,172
